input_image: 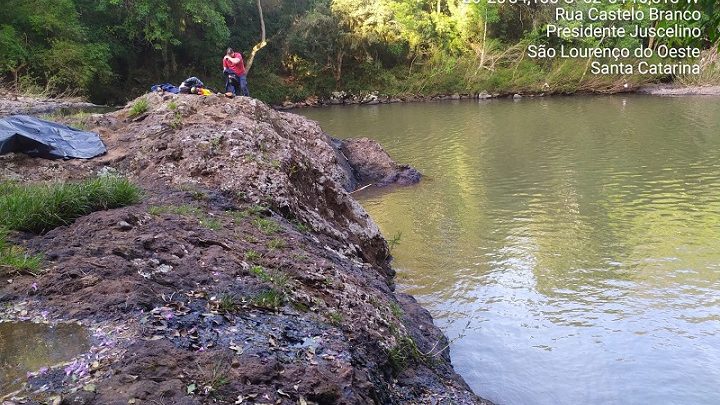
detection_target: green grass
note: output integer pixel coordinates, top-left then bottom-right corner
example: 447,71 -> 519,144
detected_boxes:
390,302 -> 404,318
148,204 -> 201,217
170,112 -> 182,129
248,265 -> 289,289
0,229 -> 43,275
148,204 -> 221,230
328,312 -> 343,326
387,231 -> 402,253
39,111 -> 91,130
217,293 -> 239,314
267,238 -> 286,250
201,217 -> 222,231
388,336 -> 424,375
128,98 -> 149,117
249,265 -> 270,281
251,289 -> 284,310
245,249 -> 261,262
292,220 -> 311,233
0,177 -> 142,234
253,217 -> 281,234
227,205 -> 269,222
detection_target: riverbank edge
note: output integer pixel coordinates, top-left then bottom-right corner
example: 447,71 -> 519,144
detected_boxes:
274,84 -> 720,110
0,94 -> 491,404
3,83 -> 720,117
0,92 -> 101,116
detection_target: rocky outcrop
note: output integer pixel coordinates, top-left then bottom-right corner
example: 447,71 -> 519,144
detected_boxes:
339,138 -> 422,187
0,94 -> 489,405
0,92 -> 102,116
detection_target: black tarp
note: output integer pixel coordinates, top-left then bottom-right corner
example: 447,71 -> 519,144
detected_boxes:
0,115 -> 106,159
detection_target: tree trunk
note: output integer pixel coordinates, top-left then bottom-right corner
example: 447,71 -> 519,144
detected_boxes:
11,64 -> 26,90
245,0 -> 267,74
334,50 -> 344,83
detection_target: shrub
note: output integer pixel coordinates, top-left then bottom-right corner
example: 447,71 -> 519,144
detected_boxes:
0,177 -> 142,234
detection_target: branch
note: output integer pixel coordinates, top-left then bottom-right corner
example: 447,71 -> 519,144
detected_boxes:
245,0 -> 267,73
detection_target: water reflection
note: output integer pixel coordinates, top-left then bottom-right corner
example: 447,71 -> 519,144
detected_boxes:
301,96 -> 720,405
0,322 -> 90,395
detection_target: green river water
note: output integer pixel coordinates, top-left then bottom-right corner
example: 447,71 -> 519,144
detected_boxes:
300,96 -> 720,405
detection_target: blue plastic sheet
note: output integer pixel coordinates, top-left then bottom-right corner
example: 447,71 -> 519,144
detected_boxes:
0,115 -> 107,159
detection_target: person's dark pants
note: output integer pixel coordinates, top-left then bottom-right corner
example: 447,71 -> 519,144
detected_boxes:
224,69 -> 250,97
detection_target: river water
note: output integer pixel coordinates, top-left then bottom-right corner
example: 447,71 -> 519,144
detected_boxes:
300,96 -> 720,405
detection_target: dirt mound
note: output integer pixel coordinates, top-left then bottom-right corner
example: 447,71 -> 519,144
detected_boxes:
0,94 -> 488,404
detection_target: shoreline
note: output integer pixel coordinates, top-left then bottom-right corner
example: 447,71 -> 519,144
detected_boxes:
2,83 -> 718,117
273,84 -> 720,110
0,92 -> 104,116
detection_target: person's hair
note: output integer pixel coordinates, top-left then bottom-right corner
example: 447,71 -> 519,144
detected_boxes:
226,48 -> 234,55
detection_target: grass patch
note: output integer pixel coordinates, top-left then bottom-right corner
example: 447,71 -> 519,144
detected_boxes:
0,177 -> 142,234
227,204 -> 269,222
245,249 -> 261,262
292,220 -> 311,233
253,217 -> 281,235
39,111 -> 91,130
129,98 -> 149,117
249,265 -> 270,282
148,204 -> 220,230
217,293 -> 239,314
0,229 -> 43,275
249,265 -> 289,289
292,253 -> 309,262
328,312 -> 343,326
251,289 -> 284,310
201,217 -> 222,231
388,336 -> 424,375
148,204 -> 201,217
267,238 -> 286,250
390,302 -> 404,318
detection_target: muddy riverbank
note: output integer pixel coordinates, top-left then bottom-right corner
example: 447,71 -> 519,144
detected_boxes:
0,94 -> 488,404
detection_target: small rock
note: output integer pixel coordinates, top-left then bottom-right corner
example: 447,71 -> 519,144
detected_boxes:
117,221 -> 133,231
513,94 -> 523,99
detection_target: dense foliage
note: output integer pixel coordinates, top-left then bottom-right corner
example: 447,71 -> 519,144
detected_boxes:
1,0 -> 718,104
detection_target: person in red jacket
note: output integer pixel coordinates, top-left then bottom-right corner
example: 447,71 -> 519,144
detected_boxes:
223,48 -> 250,97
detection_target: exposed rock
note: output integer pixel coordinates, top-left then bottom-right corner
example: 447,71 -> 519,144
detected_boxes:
637,84 -> 720,96
339,138 -> 422,187
0,94 -> 487,405
116,221 -> 133,231
0,93 -> 102,116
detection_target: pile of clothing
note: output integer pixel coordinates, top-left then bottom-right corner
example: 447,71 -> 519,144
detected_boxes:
150,77 -> 213,96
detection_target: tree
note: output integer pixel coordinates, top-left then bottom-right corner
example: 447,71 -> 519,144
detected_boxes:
0,25 -> 28,87
244,0 -> 267,73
